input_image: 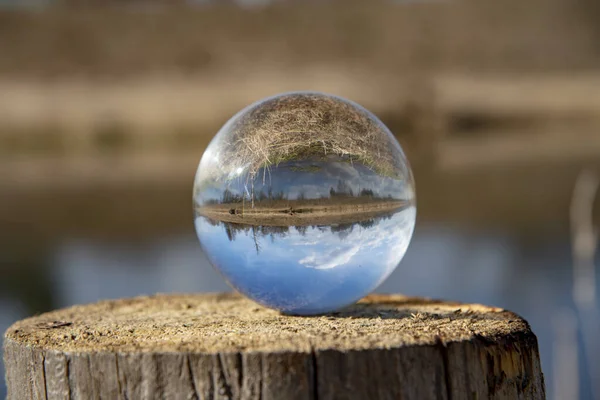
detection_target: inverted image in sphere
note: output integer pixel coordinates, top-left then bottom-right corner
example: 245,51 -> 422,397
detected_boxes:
194,92 -> 415,315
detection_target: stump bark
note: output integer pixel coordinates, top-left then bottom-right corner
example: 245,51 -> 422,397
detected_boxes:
3,293 -> 545,400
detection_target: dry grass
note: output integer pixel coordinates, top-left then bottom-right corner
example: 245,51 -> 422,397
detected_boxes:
212,93 -> 404,184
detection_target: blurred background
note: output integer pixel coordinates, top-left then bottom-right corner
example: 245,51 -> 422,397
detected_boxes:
1,0 -> 599,398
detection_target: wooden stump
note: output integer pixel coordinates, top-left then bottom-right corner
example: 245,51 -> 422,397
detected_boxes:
3,293 -> 545,400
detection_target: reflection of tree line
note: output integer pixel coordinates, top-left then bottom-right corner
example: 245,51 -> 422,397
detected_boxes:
205,179 -> 396,206
202,211 -> 395,249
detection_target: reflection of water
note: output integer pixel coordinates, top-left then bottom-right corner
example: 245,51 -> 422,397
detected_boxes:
195,207 -> 416,314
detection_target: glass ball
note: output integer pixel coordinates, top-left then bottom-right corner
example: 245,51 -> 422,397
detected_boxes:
193,92 -> 415,315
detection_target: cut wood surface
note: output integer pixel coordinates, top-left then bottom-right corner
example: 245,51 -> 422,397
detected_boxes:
3,293 -> 545,399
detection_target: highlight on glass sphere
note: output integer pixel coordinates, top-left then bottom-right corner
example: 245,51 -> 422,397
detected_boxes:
193,92 -> 415,315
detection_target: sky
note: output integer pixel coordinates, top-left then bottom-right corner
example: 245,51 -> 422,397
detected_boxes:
194,206 -> 416,314
196,157 -> 413,204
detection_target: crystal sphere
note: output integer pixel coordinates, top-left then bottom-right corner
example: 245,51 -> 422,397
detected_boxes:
193,92 -> 415,315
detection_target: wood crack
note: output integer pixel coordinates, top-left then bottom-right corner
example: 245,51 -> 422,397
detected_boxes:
436,337 -> 453,400
259,354 -> 264,400
209,355 -> 217,400
114,355 -> 124,400
236,353 -> 243,394
310,348 -> 319,400
41,352 -> 48,400
217,353 -> 233,398
186,355 -> 200,400
87,354 -> 94,396
65,356 -> 72,399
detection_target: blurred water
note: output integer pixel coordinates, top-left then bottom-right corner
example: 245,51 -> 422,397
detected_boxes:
1,225 -> 598,399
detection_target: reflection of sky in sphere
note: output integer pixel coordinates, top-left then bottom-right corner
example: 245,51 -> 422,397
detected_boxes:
196,157 -> 411,204
195,206 -> 415,314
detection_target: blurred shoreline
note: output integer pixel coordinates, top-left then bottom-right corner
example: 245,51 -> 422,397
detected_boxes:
1,1 -> 599,241
1,71 -> 599,240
